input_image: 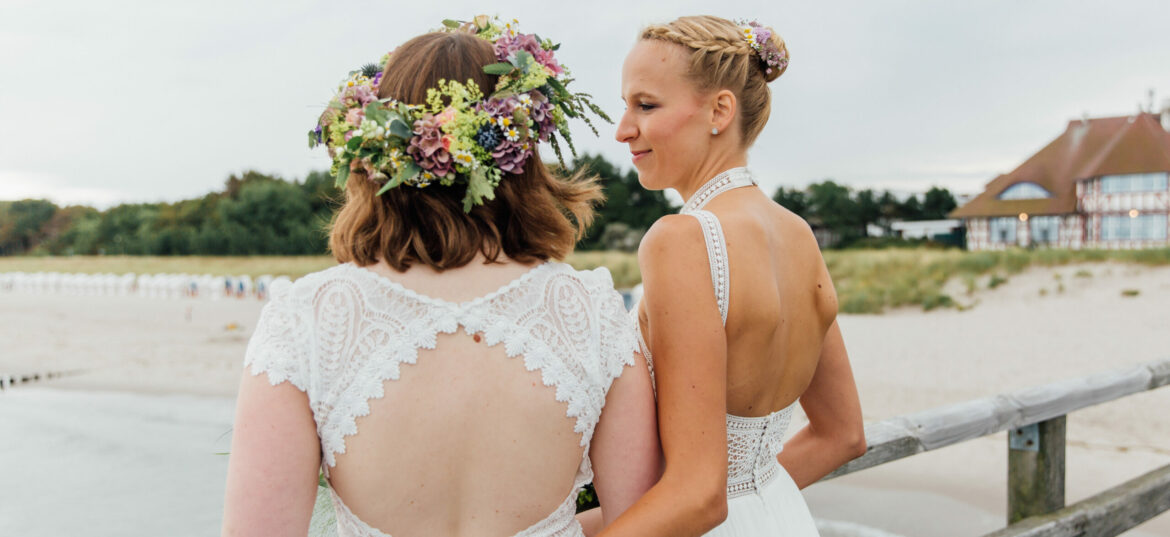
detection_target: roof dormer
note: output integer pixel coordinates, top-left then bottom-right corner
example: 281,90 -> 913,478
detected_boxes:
997,182 -> 1052,200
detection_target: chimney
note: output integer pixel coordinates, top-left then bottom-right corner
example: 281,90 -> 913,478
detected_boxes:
1162,98 -> 1170,132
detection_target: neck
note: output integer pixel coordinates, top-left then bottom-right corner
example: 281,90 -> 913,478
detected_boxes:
675,153 -> 749,203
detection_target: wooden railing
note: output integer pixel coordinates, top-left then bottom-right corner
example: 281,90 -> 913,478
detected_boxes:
820,358 -> 1170,536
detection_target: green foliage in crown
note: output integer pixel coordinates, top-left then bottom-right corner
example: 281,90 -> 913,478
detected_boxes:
309,16 -> 610,212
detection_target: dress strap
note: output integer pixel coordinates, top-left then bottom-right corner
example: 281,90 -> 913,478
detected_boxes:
685,209 -> 730,325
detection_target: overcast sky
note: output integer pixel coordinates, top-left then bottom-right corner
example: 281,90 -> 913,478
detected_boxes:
3,0 -> 1169,208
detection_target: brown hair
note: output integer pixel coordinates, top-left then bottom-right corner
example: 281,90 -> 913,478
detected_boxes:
329,31 -> 602,271
640,15 -> 789,147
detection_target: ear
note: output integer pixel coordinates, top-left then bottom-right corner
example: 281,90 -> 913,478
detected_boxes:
710,89 -> 737,134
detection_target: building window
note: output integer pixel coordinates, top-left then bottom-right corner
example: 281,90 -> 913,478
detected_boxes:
1099,173 -> 1169,194
1029,216 -> 1060,243
998,182 -> 1052,200
1101,213 -> 1168,241
990,217 -> 1017,243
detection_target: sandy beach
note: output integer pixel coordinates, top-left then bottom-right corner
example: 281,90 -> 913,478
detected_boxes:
2,261 -> 1168,536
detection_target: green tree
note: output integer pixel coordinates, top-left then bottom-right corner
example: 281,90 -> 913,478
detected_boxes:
216,177 -> 321,254
854,189 -> 882,230
922,186 -> 958,220
898,194 -> 924,221
0,199 -> 59,254
772,186 -> 809,218
570,154 -> 674,250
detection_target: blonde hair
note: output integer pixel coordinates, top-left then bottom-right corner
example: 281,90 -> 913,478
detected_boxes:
640,15 -> 789,147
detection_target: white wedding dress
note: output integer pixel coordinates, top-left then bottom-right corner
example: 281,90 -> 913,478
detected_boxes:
245,261 -> 637,537
631,167 -> 820,536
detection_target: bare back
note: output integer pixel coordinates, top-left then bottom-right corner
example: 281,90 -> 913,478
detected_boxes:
712,188 -> 838,416
636,184 -> 837,417
242,260 -> 637,536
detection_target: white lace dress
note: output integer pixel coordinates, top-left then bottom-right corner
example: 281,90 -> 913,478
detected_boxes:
244,261 -> 637,537
631,167 -> 820,536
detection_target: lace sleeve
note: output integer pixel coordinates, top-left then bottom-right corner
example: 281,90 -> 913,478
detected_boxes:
588,268 -> 639,387
243,279 -> 310,392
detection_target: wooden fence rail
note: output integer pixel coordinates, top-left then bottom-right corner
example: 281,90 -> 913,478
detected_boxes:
824,358 -> 1170,479
986,463 -> 1170,537
819,357 -> 1170,536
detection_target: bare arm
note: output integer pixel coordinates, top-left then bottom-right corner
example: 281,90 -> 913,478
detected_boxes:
222,372 -> 321,536
777,320 -> 867,488
597,216 -> 730,537
580,351 -> 661,535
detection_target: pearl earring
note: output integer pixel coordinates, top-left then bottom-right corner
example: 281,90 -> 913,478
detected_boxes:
711,127 -> 719,135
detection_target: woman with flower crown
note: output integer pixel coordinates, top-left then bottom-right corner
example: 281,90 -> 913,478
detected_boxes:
221,17 -> 659,537
597,15 -> 867,536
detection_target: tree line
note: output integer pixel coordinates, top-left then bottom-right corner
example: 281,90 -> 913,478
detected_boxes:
0,155 -> 957,256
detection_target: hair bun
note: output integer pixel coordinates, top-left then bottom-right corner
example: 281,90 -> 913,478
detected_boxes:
740,21 -> 789,83
761,30 -> 788,82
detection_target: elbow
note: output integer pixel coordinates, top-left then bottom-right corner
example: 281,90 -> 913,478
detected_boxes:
846,428 -> 868,460
696,488 -> 728,530
697,491 -> 725,528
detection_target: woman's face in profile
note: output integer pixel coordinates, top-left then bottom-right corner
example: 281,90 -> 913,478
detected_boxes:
616,40 -> 713,191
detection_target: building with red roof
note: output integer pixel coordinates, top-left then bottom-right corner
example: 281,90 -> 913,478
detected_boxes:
950,110 -> 1170,250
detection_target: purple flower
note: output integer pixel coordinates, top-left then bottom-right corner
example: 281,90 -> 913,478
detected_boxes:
494,33 -> 562,75
491,138 -> 531,174
527,90 -> 556,141
477,96 -> 516,119
408,114 -> 454,177
341,83 -> 377,108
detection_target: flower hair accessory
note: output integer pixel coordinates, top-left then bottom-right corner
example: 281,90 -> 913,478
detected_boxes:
739,21 -> 788,76
309,16 -> 611,211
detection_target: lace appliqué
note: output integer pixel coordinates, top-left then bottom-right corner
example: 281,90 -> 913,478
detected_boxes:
243,262 -> 636,474
726,405 -> 794,499
685,210 -> 730,324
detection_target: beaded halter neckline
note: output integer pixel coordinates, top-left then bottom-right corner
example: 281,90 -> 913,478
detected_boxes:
681,167 -> 757,213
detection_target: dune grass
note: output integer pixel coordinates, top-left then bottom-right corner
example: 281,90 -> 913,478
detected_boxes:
3,247 -> 1168,313
821,247 -> 1170,313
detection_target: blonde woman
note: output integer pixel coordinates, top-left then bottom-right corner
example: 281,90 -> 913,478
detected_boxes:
601,15 -> 866,536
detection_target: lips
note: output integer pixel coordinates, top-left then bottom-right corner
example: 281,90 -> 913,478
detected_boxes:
631,149 -> 652,163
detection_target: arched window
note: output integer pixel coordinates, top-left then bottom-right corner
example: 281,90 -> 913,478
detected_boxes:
997,182 -> 1052,200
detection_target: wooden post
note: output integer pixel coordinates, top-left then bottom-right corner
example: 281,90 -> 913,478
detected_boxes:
1008,416 -> 1066,523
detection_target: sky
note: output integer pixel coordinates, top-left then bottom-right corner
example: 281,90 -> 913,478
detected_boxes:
2,0 -> 1169,208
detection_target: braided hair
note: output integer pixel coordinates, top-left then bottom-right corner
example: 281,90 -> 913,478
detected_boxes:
640,15 -> 789,147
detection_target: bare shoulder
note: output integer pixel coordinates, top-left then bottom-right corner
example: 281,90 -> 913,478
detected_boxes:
638,214 -> 708,268
760,199 -> 839,324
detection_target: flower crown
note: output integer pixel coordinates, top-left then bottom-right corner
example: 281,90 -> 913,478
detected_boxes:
309,16 -> 610,211
739,21 -> 788,76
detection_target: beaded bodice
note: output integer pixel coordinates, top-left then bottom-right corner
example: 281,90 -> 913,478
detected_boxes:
632,167 -> 796,499
245,262 -> 636,537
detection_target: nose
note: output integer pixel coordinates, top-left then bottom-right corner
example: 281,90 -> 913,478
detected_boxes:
614,108 -> 638,144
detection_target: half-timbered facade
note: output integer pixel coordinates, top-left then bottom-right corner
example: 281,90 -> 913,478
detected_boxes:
951,111 -> 1170,250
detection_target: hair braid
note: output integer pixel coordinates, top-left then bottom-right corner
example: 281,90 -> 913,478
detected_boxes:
639,15 -> 788,147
